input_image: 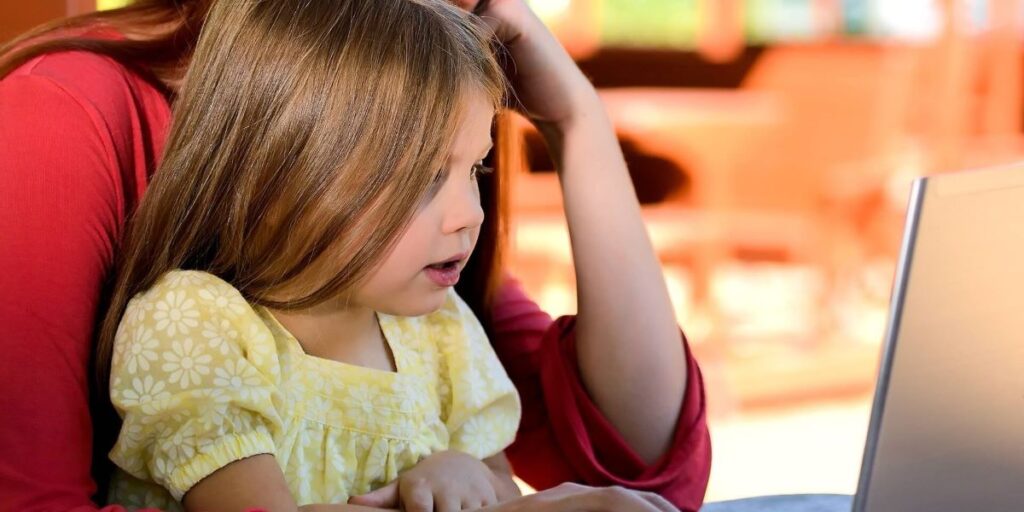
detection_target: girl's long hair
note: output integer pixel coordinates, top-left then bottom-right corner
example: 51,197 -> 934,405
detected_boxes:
40,0 -> 512,496
96,0 -> 507,388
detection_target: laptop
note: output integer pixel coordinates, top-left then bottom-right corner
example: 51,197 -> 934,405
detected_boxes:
852,163 -> 1024,511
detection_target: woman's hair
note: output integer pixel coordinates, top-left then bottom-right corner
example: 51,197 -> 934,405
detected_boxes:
0,0 -> 211,91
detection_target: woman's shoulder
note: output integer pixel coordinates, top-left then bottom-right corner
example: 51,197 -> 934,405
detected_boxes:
1,47 -> 171,157
5,48 -> 166,110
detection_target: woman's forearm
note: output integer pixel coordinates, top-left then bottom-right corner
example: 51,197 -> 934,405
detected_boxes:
536,95 -> 687,464
473,0 -> 688,464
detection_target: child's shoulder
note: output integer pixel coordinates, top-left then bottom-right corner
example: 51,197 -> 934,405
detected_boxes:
127,270 -> 253,319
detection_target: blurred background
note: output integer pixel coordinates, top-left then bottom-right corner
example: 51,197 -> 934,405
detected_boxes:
506,0 -> 1024,501
4,0 -> 1024,503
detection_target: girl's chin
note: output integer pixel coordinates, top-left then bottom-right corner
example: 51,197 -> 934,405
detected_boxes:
375,288 -> 448,318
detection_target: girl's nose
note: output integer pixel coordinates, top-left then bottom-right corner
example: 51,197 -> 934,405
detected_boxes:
442,183 -> 485,234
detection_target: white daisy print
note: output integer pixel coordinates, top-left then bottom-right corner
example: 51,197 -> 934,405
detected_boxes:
198,286 -> 248,315
163,423 -> 199,463
161,338 -> 212,389
346,383 -> 377,416
197,404 -> 232,432
244,324 -> 275,366
389,380 -> 418,414
459,366 -> 488,409
201,319 -> 238,356
152,290 -> 200,337
113,423 -> 147,475
213,359 -> 263,401
120,375 -> 170,408
151,456 -> 174,482
164,271 -> 210,289
112,330 -> 128,369
123,327 -> 159,375
454,414 -> 493,458
123,299 -> 148,327
293,456 -> 316,500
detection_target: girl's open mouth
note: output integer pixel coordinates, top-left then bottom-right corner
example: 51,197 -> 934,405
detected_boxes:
424,253 -> 467,287
424,261 -> 461,287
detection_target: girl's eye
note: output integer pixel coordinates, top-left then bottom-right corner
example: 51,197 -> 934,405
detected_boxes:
470,163 -> 494,181
422,169 -> 448,201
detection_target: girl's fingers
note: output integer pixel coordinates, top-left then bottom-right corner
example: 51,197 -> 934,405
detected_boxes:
347,481 -> 398,508
402,482 -> 435,512
436,491 -> 462,512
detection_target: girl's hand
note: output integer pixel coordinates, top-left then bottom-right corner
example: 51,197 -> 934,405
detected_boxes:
348,450 -> 505,511
455,0 -> 599,130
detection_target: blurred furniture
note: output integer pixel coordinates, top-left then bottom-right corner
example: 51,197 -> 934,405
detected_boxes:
1,1 -> 95,43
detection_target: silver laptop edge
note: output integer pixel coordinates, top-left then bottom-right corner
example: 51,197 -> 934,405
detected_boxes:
852,177 -> 928,512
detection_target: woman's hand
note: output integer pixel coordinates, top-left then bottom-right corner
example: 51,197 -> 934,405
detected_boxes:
478,483 -> 680,512
349,450 -> 507,511
455,0 -> 598,130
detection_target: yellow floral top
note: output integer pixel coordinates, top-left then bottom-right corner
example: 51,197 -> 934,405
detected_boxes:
107,270 -> 521,510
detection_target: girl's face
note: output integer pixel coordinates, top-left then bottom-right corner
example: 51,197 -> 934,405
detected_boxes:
350,90 -> 494,316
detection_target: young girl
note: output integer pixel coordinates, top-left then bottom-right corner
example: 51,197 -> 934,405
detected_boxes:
97,0 -> 523,510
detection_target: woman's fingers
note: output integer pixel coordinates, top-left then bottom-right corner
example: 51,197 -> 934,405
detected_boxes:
637,490 -> 682,512
450,0 -> 489,14
472,0 -> 492,14
585,486 -> 669,512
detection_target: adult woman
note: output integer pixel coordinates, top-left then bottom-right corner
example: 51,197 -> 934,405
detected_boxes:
0,1 -> 710,511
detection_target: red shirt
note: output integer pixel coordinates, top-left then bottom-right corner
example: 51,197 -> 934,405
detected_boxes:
0,50 -> 711,512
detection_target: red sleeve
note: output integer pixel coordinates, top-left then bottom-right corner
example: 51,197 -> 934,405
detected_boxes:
0,73 -> 130,512
491,277 -> 711,512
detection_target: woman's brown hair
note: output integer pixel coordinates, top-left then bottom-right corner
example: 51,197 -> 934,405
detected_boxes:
0,0 -> 212,92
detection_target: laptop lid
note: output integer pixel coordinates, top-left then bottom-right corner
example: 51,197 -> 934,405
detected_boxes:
853,164 -> 1024,512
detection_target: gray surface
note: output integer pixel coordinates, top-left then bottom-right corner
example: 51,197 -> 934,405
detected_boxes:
702,494 -> 851,512
854,165 -> 1024,512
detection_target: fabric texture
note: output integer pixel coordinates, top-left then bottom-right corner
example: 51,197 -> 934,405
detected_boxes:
107,271 -> 520,509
